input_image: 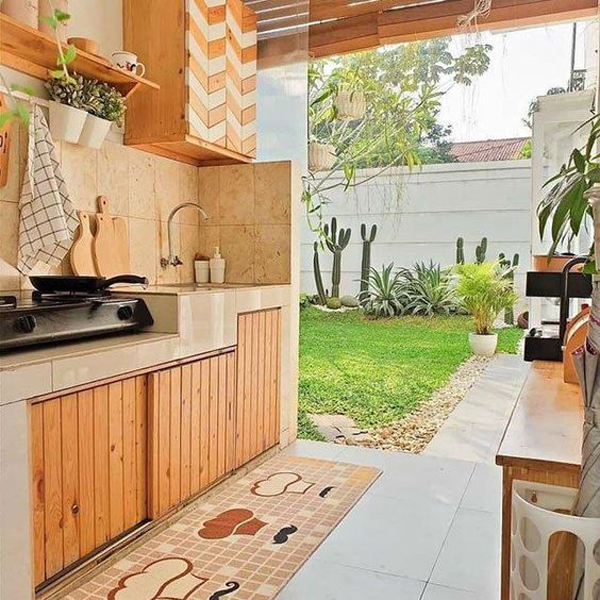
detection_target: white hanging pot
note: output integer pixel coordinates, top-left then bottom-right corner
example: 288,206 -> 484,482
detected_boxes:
308,142 -> 336,171
335,88 -> 366,120
78,114 -> 112,149
469,332 -> 498,356
48,101 -> 88,144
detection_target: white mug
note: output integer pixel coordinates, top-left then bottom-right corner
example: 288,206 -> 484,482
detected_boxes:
111,51 -> 146,77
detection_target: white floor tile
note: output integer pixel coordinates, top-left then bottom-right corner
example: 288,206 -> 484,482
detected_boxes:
280,440 -> 345,461
460,463 -> 502,514
421,583 -> 480,600
276,560 -> 426,600
429,508 -> 501,596
314,492 -> 457,581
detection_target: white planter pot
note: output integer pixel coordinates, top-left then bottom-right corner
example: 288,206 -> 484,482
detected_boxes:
78,114 -> 112,149
335,89 -> 366,120
469,332 -> 498,356
194,260 -> 210,284
48,101 -> 88,144
308,142 -> 336,171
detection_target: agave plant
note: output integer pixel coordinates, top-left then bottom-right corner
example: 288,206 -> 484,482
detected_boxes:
397,261 -> 459,316
359,264 -> 404,318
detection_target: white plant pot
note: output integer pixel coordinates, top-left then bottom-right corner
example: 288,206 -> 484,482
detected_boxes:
78,114 -> 112,149
308,142 -> 336,171
48,101 -> 87,144
469,332 -> 498,356
335,89 -> 366,120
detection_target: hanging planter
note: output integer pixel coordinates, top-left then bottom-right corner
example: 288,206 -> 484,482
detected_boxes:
335,88 -> 366,120
48,100 -> 87,143
308,142 -> 336,171
78,113 -> 111,149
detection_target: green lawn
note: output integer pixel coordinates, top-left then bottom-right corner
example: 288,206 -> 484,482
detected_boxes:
298,307 -> 523,440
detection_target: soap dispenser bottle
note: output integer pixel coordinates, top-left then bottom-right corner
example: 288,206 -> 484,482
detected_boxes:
210,247 -> 225,283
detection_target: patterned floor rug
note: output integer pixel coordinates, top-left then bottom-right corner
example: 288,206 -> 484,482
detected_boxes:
66,454 -> 381,600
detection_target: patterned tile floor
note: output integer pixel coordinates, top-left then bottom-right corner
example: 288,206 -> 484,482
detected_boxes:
65,454 -> 380,600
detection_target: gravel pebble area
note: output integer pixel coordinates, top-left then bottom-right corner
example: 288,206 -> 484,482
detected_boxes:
337,355 -> 493,454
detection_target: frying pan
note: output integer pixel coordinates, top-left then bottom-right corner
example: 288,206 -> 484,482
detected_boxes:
30,274 -> 148,294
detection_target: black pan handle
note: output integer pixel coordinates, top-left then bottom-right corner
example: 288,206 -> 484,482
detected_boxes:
101,275 -> 149,289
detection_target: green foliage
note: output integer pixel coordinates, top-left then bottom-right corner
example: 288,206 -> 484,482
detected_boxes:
520,139 -> 532,159
498,253 -> 520,325
360,223 -> 377,299
397,261 -> 459,316
45,72 -> 87,109
456,237 -> 465,265
96,82 -> 127,126
455,235 -> 488,264
300,293 -> 309,310
312,242 -> 327,305
298,307 -> 522,433
475,237 -> 487,264
360,264 -> 404,318
537,113 -> 600,266
456,262 -> 518,335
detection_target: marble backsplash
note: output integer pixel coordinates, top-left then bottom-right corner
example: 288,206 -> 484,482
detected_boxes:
0,121 -> 292,291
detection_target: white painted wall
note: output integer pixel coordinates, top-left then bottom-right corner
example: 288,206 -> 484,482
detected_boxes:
301,160 -> 532,298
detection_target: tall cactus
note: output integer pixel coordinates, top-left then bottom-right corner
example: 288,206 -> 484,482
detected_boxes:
499,252 -> 519,325
456,237 -> 465,265
324,217 -> 351,299
313,242 -> 327,305
475,237 -> 488,264
360,223 -> 377,297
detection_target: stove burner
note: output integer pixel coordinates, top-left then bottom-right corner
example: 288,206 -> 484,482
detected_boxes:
0,295 -> 18,310
31,290 -> 110,304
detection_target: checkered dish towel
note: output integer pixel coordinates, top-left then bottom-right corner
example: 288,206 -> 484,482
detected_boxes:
17,104 -> 78,274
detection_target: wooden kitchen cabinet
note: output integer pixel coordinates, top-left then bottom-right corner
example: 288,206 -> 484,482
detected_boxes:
147,352 -> 237,519
236,309 -> 281,468
123,0 -> 257,165
30,376 -> 148,587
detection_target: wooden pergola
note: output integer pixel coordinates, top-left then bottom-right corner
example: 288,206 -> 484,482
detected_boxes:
247,0 -> 598,58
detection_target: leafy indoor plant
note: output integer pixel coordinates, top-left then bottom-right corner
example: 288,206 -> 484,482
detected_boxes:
456,262 -> 518,356
359,263 -> 404,318
45,72 -> 88,143
536,113 -> 600,272
78,80 -> 126,149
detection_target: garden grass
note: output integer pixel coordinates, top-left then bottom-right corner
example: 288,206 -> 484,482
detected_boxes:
298,306 -> 523,440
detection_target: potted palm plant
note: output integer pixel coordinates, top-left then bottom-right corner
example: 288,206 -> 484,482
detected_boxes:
456,262 -> 518,356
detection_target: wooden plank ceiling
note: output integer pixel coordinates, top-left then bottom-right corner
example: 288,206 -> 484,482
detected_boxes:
246,0 -> 598,57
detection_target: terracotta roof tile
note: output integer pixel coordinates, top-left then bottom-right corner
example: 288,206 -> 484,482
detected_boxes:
450,137 -> 530,162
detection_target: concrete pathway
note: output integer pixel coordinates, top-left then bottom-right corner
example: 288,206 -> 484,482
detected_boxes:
276,354 -> 531,599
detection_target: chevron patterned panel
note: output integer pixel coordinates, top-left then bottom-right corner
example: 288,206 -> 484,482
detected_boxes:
186,0 -> 256,158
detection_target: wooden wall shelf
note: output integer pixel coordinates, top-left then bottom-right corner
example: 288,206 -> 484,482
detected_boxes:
0,14 -> 159,98
130,135 -> 254,167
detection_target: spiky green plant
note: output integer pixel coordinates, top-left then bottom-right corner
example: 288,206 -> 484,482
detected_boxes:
456,261 -> 518,335
360,223 -> 377,299
313,242 -> 327,305
324,217 -> 351,298
456,236 -> 465,264
359,264 -> 404,318
475,237 -> 488,264
397,261 -> 459,316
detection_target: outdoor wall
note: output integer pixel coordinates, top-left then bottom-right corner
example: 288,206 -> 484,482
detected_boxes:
301,160 -> 532,298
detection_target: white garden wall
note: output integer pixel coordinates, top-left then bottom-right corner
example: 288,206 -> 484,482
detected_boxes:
301,160 -> 531,298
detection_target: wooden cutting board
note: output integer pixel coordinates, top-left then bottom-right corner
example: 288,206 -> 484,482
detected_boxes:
70,212 -> 97,275
93,196 -> 130,277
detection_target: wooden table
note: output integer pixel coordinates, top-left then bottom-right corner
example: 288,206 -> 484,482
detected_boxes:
496,360 -> 583,600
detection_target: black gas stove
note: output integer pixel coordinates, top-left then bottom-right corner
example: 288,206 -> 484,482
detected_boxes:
0,291 -> 154,352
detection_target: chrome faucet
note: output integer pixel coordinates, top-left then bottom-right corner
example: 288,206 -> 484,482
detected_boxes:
160,202 -> 209,268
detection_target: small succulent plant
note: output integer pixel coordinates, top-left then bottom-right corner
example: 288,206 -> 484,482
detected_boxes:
97,82 -> 127,127
45,72 -> 87,109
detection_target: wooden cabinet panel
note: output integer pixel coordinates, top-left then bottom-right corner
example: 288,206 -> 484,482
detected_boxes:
148,352 -> 237,519
31,376 -> 148,587
236,309 -> 281,468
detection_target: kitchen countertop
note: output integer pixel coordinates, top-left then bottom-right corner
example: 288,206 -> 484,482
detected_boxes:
0,283 -> 291,406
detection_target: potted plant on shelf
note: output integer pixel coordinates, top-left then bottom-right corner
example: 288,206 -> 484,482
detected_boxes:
45,72 -> 88,143
456,262 -> 518,356
78,80 -> 126,148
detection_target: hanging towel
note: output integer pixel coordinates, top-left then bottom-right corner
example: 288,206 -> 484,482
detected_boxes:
17,104 -> 78,274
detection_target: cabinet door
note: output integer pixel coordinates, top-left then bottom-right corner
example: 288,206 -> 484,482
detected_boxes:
148,352 -> 236,519
30,377 -> 148,587
235,308 -> 281,468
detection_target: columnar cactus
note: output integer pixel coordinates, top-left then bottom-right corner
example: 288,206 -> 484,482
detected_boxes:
475,237 -> 488,264
313,242 -> 327,305
360,223 -> 377,297
324,217 -> 351,299
456,237 -> 465,265
499,252 -> 520,324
